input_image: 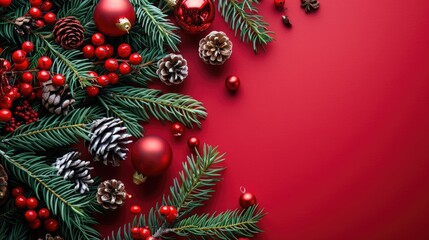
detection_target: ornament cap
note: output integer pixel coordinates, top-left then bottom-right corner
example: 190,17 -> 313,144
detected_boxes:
116,17 -> 132,33
133,171 -> 148,185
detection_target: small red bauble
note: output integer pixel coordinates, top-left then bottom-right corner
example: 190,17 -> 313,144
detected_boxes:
129,53 -> 142,65
3,60 -> 11,71
170,122 -> 185,137
274,0 -> 285,9
25,210 -> 38,222
130,205 -> 141,215
0,109 -> 11,122
131,136 -> 173,177
30,0 -> 42,7
104,44 -> 114,58
26,197 -> 39,209
12,50 -> 27,64
187,137 -> 200,148
119,63 -> 131,75
95,46 -> 108,60
44,218 -> 59,232
93,0 -> 136,37
140,227 -> 151,239
225,75 -> 240,91
22,41 -> 34,53
15,196 -> 27,208
0,96 -> 13,109
174,0 -> 215,34
104,58 -> 119,72
118,43 -> 132,58
92,33 -> 105,46
12,187 -> 24,197
35,19 -> 45,28
130,227 -> 141,239
38,208 -> 50,219
40,0 -> 53,11
97,75 -> 109,87
86,86 -> 100,97
52,74 -> 66,86
38,56 -> 52,70
28,218 -> 41,229
21,72 -> 33,83
43,12 -> 56,24
0,0 -> 12,8
14,59 -> 29,71
239,192 -> 257,209
82,45 -> 95,58
20,83 -> 33,96
29,7 -> 43,19
37,70 -> 51,82
107,72 -> 119,85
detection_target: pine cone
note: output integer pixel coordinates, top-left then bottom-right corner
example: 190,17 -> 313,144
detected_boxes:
0,164 -> 8,204
54,151 -> 94,194
301,0 -> 320,13
198,31 -> 233,65
97,179 -> 127,210
42,80 -> 75,115
156,54 -> 188,85
88,118 -> 132,167
53,17 -> 85,49
13,16 -> 37,37
38,233 -> 64,240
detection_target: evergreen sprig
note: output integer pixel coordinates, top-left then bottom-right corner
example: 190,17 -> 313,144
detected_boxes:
217,0 -> 274,52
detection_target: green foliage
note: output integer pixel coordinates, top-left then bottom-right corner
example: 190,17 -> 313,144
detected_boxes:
217,0 -> 274,52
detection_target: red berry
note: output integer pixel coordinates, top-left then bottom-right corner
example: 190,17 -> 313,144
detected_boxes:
43,12 -> 56,24
52,74 -> 65,86
29,0 -> 42,7
20,83 -> 33,96
0,0 -> 12,8
29,7 -> 42,19
104,44 -> 114,58
82,45 -> 95,58
28,218 -> 41,229
22,41 -> 34,53
107,72 -> 119,85
12,50 -> 26,64
117,43 -> 131,58
130,205 -> 141,215
129,53 -> 142,65
44,218 -> 59,232
25,210 -> 38,222
88,71 -> 98,78
37,70 -> 50,82
131,227 -> 141,239
170,122 -> 185,137
274,0 -> 285,9
38,56 -> 52,70
159,206 -> 170,216
165,212 -> 178,223
104,58 -> 118,72
15,196 -> 27,208
146,237 -> 157,240
40,0 -> 53,11
95,46 -> 108,60
119,63 -> 131,75
97,75 -> 109,87
0,96 -> 13,109
91,33 -> 105,46
26,197 -> 39,209
86,86 -> 99,97
3,60 -> 11,71
187,137 -> 200,148
22,72 -> 33,83
35,19 -> 45,28
12,187 -> 24,197
38,208 -> 50,220
14,59 -> 29,70
140,227 -> 151,239
225,75 -> 240,91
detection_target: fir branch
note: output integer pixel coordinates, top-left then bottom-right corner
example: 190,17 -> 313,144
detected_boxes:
102,86 -> 207,128
216,0 -> 274,52
6,221 -> 30,240
2,107 -> 104,151
55,0 -> 97,23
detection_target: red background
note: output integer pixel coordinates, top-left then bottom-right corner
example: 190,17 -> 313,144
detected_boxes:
97,0 -> 429,239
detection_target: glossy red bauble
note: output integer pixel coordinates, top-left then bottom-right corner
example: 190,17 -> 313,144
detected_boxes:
0,96 -> 13,109
40,0 -> 53,11
82,45 -> 95,58
26,197 -> 39,209
239,192 -> 257,209
119,63 -> 132,75
174,0 -> 215,34
52,74 -> 65,86
44,12 -> 56,24
107,72 -> 119,85
86,86 -> 100,97
97,75 -> 110,87
14,59 -> 29,71
130,205 -> 141,215
104,58 -> 119,72
20,83 -> 33,96
118,43 -> 132,58
92,33 -> 105,46
38,208 -> 50,219
37,70 -> 51,82
131,136 -> 173,177
12,50 -> 27,64
44,218 -> 59,232
30,0 -> 42,7
22,41 -> 34,53
170,122 -> 185,137
0,0 -> 12,8
130,227 -> 141,239
225,75 -> 240,91
0,109 -> 11,122
129,53 -> 142,65
28,218 -> 41,229
38,56 -> 52,70
15,196 -> 27,208
95,46 -> 108,60
187,136 -> 200,148
274,0 -> 285,9
12,187 -> 24,197
25,210 -> 38,222
93,0 -> 136,37
29,7 -> 42,19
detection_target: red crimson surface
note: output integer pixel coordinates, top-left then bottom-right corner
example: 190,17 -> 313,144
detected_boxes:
95,0 -> 429,239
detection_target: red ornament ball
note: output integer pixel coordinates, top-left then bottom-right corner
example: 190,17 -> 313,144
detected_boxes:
274,0 -> 285,9
131,136 -> 173,177
38,208 -> 50,220
93,0 -> 136,37
95,46 -> 108,60
26,197 -> 39,209
0,109 -> 12,122
131,227 -> 141,239
44,218 -> 59,232
52,74 -> 66,86
170,122 -> 185,137
225,75 -> 240,91
239,192 -> 257,209
28,218 -> 41,229
20,83 -> 33,96
82,45 -> 95,58
0,0 -> 12,8
130,205 -> 141,215
37,70 -> 51,82
107,72 -> 119,85
15,196 -> 27,208
12,50 -> 27,64
29,7 -> 43,19
44,12 -> 56,24
129,53 -> 142,65
12,187 -> 24,197
187,137 -> 200,148
86,86 -> 100,97
119,63 -> 132,75
92,33 -> 105,46
118,43 -> 132,58
38,56 -> 52,70
14,59 -> 29,71
174,0 -> 215,34
22,41 -> 34,53
40,0 -> 53,11
25,210 -> 38,222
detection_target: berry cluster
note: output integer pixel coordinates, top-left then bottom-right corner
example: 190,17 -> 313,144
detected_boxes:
159,205 -> 178,223
4,100 -> 39,132
130,226 -> 157,240
82,32 -> 143,96
28,0 -> 56,28
12,187 -> 59,232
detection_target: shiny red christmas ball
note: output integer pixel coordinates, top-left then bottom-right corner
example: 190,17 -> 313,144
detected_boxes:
174,0 -> 215,34
187,136 -> 200,148
12,187 -> 24,197
38,208 -> 50,220
28,218 -> 41,229
37,70 -> 51,82
97,75 -> 110,87
239,192 -> 257,209
22,41 -> 34,53
86,86 -> 100,96
130,227 -> 141,239
118,43 -> 132,58
274,0 -> 285,9
25,210 -> 38,222
52,74 -> 65,86
30,0 -> 42,7
131,136 -> 173,177
130,205 -> 141,215
171,122 -> 185,137
119,63 -> 132,75
26,197 -> 39,209
15,196 -> 27,208
44,218 -> 59,232
225,75 -> 240,91
129,53 -> 142,65
93,0 -> 136,37
40,0 -> 53,11
92,33 -> 105,46
14,59 -> 29,71
12,50 -> 27,64
95,46 -> 108,59
0,0 -> 12,8
107,72 -> 119,84
0,109 -> 11,122
29,7 -> 42,19
82,45 -> 95,58
104,58 -> 119,72
20,83 -> 33,96
44,12 -> 56,24
38,56 -> 52,70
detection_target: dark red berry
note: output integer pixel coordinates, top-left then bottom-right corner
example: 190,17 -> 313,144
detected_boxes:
15,196 -> 27,208
104,58 -> 118,72
37,70 -> 50,82
25,210 -> 38,222
43,12 -> 56,24
12,50 -> 27,64
129,53 -> 142,65
107,72 -> 119,85
104,44 -> 114,58
131,227 -> 141,239
0,96 -> 13,109
140,227 -> 151,239
29,7 -> 42,19
21,72 -> 33,83
91,33 -> 105,46
26,197 -> 39,209
119,63 -> 132,75
12,187 -> 24,197
52,74 -> 65,86
117,43 -> 131,58
95,46 -> 108,60
40,0 -> 53,11
28,218 -> 41,229
14,59 -> 29,71
20,83 -> 33,96
37,56 -> 52,70
29,0 -> 42,7
38,208 -> 50,219
35,19 -> 45,28
3,60 -> 11,71
97,75 -> 109,87
86,86 -> 99,97
0,109 -> 12,122
22,41 -> 34,53
82,45 -> 95,58
44,218 -> 59,232
159,206 -> 170,216
130,205 -> 141,215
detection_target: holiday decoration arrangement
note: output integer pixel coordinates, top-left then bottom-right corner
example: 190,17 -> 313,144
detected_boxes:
0,0 -> 320,239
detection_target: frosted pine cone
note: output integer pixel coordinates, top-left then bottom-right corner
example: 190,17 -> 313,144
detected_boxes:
199,31 -> 233,65
97,179 -> 127,210
88,117 -> 132,167
53,17 -> 85,49
42,80 -> 75,115
53,151 -> 94,194
156,54 -> 188,85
